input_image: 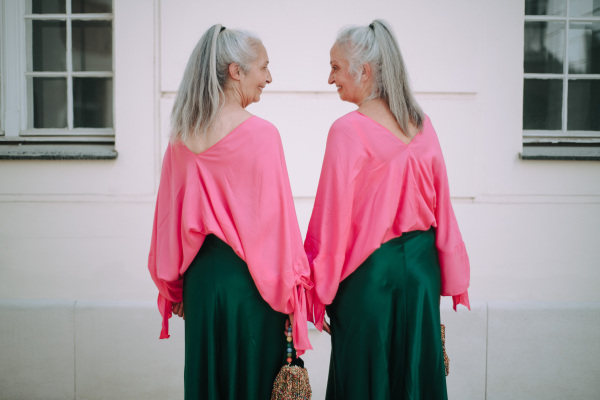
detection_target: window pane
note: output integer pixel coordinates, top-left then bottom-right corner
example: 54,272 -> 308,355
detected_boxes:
525,0 -> 566,16
523,79 -> 563,130
569,22 -> 600,74
569,0 -> 600,17
524,22 -> 565,74
32,77 -> 67,128
31,0 -> 66,14
72,21 -> 112,71
73,78 -> 113,128
31,20 -> 66,71
72,0 -> 112,13
568,80 -> 600,130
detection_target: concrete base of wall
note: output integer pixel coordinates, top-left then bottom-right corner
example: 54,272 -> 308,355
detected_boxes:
1,300 -> 598,400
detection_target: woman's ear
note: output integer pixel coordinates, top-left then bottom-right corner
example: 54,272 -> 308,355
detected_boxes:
361,63 -> 372,82
228,63 -> 242,81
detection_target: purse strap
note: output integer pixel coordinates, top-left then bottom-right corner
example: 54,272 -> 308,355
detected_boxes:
284,324 -> 305,368
441,323 -> 450,376
285,325 -> 293,364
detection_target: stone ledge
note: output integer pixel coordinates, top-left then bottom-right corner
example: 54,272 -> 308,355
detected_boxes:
0,144 -> 118,160
520,145 -> 600,161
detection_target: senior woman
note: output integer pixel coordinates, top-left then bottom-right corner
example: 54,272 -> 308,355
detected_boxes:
148,24 -> 312,399
304,19 -> 470,399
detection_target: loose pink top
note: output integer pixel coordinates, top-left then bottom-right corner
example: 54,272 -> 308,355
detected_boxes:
148,116 -> 313,355
304,111 -> 470,330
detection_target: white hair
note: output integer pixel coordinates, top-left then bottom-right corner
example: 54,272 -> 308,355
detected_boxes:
335,19 -> 424,135
170,24 -> 262,142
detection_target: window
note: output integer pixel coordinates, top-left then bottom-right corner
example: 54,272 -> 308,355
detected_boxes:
522,0 -> 600,160
0,0 -> 116,160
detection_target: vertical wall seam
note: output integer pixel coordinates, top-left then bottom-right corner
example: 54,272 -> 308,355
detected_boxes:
153,0 -> 162,191
73,300 -> 77,400
484,302 -> 489,400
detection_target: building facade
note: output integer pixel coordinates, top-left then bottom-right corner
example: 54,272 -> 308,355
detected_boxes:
1,1 -> 599,399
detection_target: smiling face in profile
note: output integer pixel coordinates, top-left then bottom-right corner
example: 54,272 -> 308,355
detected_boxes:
328,44 -> 371,105
239,42 -> 272,107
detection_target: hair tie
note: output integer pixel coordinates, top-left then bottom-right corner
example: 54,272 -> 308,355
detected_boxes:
220,26 -> 226,33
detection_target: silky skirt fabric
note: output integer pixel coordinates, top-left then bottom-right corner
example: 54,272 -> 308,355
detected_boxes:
183,235 -> 287,400
325,228 -> 448,400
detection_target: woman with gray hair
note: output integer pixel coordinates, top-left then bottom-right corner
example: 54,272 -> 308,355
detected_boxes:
305,19 -> 470,399
148,24 -> 313,399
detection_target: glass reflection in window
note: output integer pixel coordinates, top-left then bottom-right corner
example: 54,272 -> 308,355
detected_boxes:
523,79 -> 563,130
569,0 -> 600,17
568,80 -> 600,130
569,22 -> 600,74
72,0 -> 112,14
31,20 -> 66,71
525,0 -> 566,16
525,22 -> 565,74
72,21 -> 113,71
32,77 -> 67,128
73,78 -> 113,128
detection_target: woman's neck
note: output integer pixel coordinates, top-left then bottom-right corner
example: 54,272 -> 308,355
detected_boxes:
356,97 -> 418,143
357,97 -> 388,115
222,86 -> 245,111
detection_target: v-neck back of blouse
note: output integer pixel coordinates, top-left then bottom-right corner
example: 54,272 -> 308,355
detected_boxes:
354,110 -> 423,146
180,115 -> 256,156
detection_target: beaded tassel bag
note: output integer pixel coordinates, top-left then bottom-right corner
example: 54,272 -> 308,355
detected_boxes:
271,325 -> 312,400
441,324 -> 450,376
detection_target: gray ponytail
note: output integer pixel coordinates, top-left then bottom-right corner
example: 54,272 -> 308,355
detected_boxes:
336,19 -> 424,135
170,24 -> 262,142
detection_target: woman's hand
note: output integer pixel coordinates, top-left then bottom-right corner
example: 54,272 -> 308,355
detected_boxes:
323,318 -> 331,335
172,302 -> 184,319
322,308 -> 331,334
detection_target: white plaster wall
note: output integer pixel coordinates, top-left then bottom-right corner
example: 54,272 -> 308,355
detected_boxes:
0,0 -> 598,334
160,0 -> 480,94
1,0 -> 600,399
3,300 -> 599,400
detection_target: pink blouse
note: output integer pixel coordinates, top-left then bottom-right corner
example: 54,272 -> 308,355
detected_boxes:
148,116 -> 313,355
304,111 -> 470,330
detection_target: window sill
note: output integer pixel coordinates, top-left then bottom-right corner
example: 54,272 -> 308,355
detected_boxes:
0,143 -> 118,160
520,145 -> 600,161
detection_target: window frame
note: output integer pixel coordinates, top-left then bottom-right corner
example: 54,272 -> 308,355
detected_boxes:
0,0 -> 115,148
522,0 -> 600,160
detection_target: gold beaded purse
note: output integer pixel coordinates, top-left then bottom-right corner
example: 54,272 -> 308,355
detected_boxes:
441,323 -> 450,376
271,325 -> 312,400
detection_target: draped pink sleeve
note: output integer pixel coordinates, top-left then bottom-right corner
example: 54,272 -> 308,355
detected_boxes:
147,146 -> 183,339
304,117 -> 363,330
430,133 -> 471,311
148,116 -> 313,355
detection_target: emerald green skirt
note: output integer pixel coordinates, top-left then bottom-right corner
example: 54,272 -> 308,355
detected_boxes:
183,235 -> 287,400
326,228 -> 448,400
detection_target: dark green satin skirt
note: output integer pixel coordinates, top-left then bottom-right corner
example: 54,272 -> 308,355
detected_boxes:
183,235 -> 287,400
326,228 -> 448,400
